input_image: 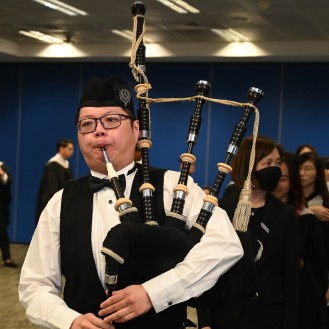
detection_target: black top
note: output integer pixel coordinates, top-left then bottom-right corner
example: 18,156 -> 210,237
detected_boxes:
298,211 -> 328,329
198,191 -> 300,329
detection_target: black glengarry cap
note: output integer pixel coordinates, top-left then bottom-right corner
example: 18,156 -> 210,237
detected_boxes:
77,77 -> 135,118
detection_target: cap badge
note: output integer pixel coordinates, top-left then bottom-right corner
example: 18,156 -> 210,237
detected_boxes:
119,88 -> 131,107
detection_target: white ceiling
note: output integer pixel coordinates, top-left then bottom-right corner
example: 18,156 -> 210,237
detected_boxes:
1,0 -> 329,62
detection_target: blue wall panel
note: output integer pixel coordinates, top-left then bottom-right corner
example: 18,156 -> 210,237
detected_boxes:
280,63 -> 329,155
4,63 -> 82,242
1,61 -> 329,243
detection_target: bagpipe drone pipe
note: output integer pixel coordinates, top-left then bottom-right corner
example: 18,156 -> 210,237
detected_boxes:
101,0 -> 264,308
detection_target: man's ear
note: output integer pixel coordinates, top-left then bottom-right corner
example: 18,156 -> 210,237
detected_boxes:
133,120 -> 140,139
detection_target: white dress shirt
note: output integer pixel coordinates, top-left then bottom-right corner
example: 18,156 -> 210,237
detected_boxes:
19,162 -> 243,329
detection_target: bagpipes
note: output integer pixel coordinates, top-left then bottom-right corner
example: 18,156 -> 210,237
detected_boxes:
101,0 -> 263,307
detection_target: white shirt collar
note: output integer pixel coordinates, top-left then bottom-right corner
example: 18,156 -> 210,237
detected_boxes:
47,153 -> 69,169
90,161 -> 136,179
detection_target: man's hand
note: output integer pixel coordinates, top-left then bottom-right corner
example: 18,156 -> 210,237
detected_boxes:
70,313 -> 114,329
99,285 -> 152,323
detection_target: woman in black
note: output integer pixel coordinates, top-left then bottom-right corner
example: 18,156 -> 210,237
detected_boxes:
198,136 -> 300,329
273,152 -> 328,329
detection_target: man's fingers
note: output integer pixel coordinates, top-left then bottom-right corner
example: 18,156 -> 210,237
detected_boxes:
99,295 -> 128,317
71,313 -> 114,329
105,308 -> 135,324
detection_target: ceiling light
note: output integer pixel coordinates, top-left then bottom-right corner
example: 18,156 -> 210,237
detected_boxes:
112,29 -> 133,41
211,28 -> 248,42
32,0 -> 88,16
257,0 -> 272,10
112,29 -> 153,43
156,0 -> 199,14
214,42 -> 267,57
19,30 -> 63,44
172,1 -> 199,13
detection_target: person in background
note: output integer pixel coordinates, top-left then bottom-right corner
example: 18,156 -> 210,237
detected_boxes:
35,138 -> 74,225
295,144 -> 329,192
297,152 -> 329,222
273,152 -> 328,329
197,136 -> 300,329
323,156 -> 329,190
295,144 -> 319,157
19,76 -> 243,329
202,186 -> 211,195
296,151 -> 329,316
221,179 -> 239,199
0,161 -> 17,268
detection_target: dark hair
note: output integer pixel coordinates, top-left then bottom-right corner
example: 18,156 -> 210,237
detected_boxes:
280,152 -> 307,212
295,144 -> 318,157
323,156 -> 329,170
56,138 -> 74,153
231,135 -> 280,188
296,152 -> 329,207
202,185 -> 212,192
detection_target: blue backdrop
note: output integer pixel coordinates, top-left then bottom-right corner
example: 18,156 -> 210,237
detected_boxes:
1,61 -> 328,243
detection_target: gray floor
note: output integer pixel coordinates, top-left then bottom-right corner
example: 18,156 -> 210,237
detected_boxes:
0,244 -> 38,328
0,244 -> 198,329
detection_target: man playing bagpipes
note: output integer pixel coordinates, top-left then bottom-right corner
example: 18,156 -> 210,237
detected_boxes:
19,76 -> 243,329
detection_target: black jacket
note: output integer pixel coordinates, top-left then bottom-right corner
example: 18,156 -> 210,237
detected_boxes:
298,212 -> 328,329
198,191 -> 300,329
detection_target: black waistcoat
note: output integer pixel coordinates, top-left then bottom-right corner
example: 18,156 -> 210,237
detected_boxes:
60,165 -> 186,329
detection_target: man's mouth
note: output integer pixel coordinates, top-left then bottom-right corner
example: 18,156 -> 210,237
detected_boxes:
96,143 -> 108,150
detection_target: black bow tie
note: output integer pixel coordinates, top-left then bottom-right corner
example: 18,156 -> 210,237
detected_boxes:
89,175 -> 125,193
89,163 -> 137,193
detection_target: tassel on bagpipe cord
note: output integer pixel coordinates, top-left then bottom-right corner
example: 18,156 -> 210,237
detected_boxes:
165,80 -> 211,230
132,1 -> 157,225
189,86 -> 264,241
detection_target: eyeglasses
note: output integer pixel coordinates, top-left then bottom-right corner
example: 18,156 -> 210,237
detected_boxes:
77,113 -> 134,134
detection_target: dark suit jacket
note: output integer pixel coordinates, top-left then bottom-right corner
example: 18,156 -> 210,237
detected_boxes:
198,191 -> 300,329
